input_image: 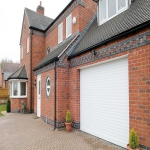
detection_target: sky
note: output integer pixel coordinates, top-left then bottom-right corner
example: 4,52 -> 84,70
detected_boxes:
0,0 -> 71,63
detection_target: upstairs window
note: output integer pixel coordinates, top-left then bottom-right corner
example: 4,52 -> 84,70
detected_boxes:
99,0 -> 128,25
27,36 -> 30,53
58,22 -> 63,43
21,46 -> 23,60
66,14 -> 72,38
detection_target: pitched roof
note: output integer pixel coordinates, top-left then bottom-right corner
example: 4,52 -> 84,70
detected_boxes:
1,63 -> 19,73
4,72 -> 13,81
8,65 -> 28,80
33,34 -> 78,71
69,0 -> 150,57
25,8 -> 53,31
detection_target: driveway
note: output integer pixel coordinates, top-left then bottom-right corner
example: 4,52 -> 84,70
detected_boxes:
0,113 -> 125,150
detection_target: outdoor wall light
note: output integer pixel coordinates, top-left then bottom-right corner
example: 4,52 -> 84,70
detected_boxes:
91,50 -> 98,56
34,79 -> 36,86
73,17 -> 76,24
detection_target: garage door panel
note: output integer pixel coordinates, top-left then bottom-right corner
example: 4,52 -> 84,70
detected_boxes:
80,58 -> 129,148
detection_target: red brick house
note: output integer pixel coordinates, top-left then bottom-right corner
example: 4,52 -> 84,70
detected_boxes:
8,0 -> 150,149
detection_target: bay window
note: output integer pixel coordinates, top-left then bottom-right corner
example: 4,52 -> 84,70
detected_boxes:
9,80 -> 27,98
98,0 -> 129,25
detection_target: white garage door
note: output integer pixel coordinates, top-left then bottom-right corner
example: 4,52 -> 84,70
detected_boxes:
80,57 -> 129,148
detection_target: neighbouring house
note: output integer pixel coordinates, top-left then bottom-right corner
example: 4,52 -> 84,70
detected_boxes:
8,0 -> 150,149
0,63 -> 19,88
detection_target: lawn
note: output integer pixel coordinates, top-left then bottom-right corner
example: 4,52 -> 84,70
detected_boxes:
0,105 -> 6,116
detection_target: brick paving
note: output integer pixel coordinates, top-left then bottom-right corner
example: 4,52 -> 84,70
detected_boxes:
0,113 -> 125,150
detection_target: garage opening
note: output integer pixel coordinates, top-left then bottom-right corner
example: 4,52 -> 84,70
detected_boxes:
80,57 -> 129,148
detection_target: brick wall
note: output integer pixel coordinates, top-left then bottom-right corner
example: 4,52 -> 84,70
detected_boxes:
11,98 -> 27,113
45,0 -> 97,52
36,0 -> 96,127
56,66 -> 69,126
35,69 -> 55,126
78,0 -> 97,32
19,15 -> 32,112
68,27 -> 150,147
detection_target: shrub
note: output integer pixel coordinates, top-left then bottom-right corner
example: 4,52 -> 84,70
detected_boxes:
66,110 -> 71,123
129,128 -> 139,149
6,98 -> 11,113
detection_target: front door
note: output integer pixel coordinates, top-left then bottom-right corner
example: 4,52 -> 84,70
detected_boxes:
37,75 -> 41,117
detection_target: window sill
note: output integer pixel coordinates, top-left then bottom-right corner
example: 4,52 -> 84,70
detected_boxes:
10,96 -> 27,99
66,33 -> 72,39
58,40 -> 62,44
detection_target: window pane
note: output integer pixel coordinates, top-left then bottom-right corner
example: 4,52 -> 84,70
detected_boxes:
27,37 -> 30,53
66,14 -> 72,37
118,0 -> 126,11
46,77 -> 50,96
13,82 -> 18,96
47,79 -> 50,86
10,83 -> 12,96
39,81 -> 40,95
100,0 -> 107,22
58,23 -> 63,43
108,0 -> 116,18
20,82 -> 26,96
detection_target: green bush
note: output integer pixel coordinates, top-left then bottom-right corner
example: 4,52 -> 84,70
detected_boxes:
66,110 -> 71,123
129,128 -> 139,149
6,98 -> 11,113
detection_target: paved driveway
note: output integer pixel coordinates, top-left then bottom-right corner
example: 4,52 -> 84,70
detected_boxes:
0,113 -> 125,150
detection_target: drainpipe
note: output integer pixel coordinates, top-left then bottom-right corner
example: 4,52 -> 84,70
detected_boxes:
30,30 -> 33,113
53,61 -> 57,130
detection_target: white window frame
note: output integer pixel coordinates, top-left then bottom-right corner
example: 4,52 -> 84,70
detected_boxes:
27,36 -> 30,54
66,14 -> 72,38
98,0 -> 129,25
21,46 -> 23,60
9,79 -> 27,98
46,77 -> 51,97
58,22 -> 63,44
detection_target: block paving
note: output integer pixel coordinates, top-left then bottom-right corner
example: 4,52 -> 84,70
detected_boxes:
0,113 -> 125,150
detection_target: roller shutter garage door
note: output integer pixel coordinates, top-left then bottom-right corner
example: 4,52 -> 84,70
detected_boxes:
80,57 -> 129,148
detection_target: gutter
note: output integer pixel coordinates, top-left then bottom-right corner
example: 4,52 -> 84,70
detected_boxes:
30,30 -> 33,113
68,20 -> 150,59
29,26 -> 45,32
7,78 -> 28,81
33,57 -> 58,71
53,61 -> 57,130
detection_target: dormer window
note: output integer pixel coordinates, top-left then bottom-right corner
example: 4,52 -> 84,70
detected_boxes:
98,0 -> 129,25
47,47 -> 50,54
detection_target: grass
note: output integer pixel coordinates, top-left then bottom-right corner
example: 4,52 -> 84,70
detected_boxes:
0,105 -> 6,116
